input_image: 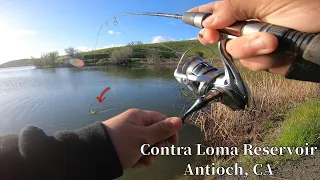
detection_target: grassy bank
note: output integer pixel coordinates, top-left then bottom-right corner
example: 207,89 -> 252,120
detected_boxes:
189,64 -> 319,147
237,99 -> 320,177
180,62 -> 320,179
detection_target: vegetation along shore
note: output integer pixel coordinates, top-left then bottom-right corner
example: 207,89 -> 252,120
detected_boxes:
0,40 -> 218,68
1,39 -> 319,179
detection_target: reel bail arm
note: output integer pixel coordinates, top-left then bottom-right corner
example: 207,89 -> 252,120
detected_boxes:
175,34 -> 251,123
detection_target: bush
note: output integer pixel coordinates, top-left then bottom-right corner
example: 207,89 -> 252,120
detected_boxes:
83,53 -> 109,60
97,58 -> 109,65
110,47 -> 133,64
146,48 -> 160,63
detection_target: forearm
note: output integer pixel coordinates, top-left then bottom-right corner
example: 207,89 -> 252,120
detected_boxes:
0,122 -> 123,180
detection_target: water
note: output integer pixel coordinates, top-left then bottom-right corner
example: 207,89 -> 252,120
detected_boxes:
0,65 -> 203,179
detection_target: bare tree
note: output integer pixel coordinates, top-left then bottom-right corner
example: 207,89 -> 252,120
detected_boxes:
65,47 -> 77,56
110,47 -> 133,64
127,41 -> 143,46
65,47 -> 83,59
41,51 -> 59,65
146,48 -> 160,63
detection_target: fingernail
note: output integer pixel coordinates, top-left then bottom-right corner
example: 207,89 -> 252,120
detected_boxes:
203,15 -> 215,26
198,29 -> 205,39
198,29 -> 214,44
250,38 -> 267,53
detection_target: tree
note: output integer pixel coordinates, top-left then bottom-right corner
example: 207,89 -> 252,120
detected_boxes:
41,51 -> 59,66
127,41 -> 143,46
127,41 -> 135,46
32,57 -> 43,67
146,48 -> 160,63
65,47 -> 83,59
110,47 -> 133,64
65,47 -> 77,56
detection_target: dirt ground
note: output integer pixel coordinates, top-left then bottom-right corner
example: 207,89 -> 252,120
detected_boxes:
215,152 -> 320,180
269,153 -> 320,180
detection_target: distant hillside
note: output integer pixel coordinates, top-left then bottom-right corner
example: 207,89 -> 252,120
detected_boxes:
0,59 -> 34,68
1,40 -> 219,68
82,40 -> 219,61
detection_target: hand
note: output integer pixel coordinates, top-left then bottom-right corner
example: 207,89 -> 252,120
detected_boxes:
102,109 -> 182,169
189,0 -> 320,75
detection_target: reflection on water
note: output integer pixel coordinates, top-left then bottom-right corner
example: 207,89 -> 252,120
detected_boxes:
0,65 -> 203,180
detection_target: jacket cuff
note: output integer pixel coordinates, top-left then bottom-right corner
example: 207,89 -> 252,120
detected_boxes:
76,121 -> 123,179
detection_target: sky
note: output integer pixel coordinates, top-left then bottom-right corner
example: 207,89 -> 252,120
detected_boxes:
0,0 -> 213,64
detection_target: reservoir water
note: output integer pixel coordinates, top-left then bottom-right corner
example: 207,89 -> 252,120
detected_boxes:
0,65 -> 203,180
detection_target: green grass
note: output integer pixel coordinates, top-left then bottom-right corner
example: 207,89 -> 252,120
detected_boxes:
275,99 -> 320,147
0,59 -> 34,68
238,99 -> 320,175
82,40 -> 219,61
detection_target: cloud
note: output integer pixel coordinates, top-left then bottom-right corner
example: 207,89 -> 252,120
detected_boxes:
76,46 -> 93,52
188,37 -> 198,40
102,44 -> 124,49
74,44 -> 124,53
151,36 -> 176,43
108,30 -> 121,35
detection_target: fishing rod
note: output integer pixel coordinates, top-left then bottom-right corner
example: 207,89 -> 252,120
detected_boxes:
116,12 -> 319,65
97,12 -> 320,122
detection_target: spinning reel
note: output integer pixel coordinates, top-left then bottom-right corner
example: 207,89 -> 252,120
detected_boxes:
97,11 -> 318,122
174,34 -> 251,122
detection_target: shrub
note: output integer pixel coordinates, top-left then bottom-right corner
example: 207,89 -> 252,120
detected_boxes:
110,47 -> 133,64
146,48 -> 160,63
97,58 -> 110,65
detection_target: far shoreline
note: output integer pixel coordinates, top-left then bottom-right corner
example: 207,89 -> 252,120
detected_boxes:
0,60 -> 180,69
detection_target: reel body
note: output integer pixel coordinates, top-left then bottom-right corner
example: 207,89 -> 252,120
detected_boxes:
174,37 -> 251,122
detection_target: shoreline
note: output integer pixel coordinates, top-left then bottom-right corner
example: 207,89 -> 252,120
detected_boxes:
0,60 -> 181,69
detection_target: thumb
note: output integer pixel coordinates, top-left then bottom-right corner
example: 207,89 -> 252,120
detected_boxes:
146,117 -> 182,145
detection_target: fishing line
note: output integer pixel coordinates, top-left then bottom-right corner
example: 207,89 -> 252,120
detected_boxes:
92,12 -> 214,120
93,12 -> 185,62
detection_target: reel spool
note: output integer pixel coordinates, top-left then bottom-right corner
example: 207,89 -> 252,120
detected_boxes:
174,36 -> 251,122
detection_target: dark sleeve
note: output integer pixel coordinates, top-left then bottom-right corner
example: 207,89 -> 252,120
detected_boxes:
285,56 -> 320,83
0,122 -> 123,180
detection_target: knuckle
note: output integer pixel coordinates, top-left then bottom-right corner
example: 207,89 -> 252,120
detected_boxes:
127,108 -> 141,114
156,121 -> 166,133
